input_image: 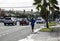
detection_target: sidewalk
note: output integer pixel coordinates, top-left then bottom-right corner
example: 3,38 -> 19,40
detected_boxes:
19,25 -> 60,41
31,32 -> 60,41
31,25 -> 60,41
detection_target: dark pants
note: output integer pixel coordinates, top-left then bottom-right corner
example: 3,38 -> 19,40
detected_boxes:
31,25 -> 34,32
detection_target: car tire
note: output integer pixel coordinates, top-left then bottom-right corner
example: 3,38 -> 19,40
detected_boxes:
20,23 -> 22,25
20,23 -> 23,25
11,23 -> 14,26
4,23 -> 6,26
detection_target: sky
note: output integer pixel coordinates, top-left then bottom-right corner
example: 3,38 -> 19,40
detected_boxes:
0,0 -> 60,11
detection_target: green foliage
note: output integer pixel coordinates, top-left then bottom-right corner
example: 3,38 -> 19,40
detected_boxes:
48,22 -> 56,26
49,0 -> 58,5
33,0 -> 59,20
40,28 -> 53,32
33,0 -> 59,28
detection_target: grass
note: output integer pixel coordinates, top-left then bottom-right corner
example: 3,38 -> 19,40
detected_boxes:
39,21 -> 56,32
48,22 -> 56,26
40,28 -> 53,32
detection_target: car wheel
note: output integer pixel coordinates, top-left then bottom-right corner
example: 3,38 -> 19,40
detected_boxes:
4,23 -> 6,26
21,24 -> 24,26
20,23 -> 22,25
7,24 -> 9,25
11,23 -> 14,26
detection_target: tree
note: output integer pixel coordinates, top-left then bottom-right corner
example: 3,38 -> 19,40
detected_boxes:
0,10 -> 6,17
33,0 -> 59,28
53,10 -> 60,20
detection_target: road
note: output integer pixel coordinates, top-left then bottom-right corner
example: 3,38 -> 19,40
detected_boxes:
0,22 -> 45,41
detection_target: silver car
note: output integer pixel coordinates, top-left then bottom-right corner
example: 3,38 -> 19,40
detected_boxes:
4,17 -> 17,26
36,17 -> 45,24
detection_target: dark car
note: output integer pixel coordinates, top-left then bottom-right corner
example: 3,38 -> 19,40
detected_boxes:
19,18 -> 29,25
4,17 -> 17,26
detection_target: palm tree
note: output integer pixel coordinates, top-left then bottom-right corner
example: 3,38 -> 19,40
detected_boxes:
33,0 -> 59,28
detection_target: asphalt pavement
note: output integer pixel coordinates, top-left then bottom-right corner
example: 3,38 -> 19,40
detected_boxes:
0,22 -> 45,41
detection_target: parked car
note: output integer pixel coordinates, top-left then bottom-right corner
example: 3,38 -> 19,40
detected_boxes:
36,17 -> 45,24
15,18 -> 20,22
19,18 -> 29,25
4,17 -> 17,26
55,18 -> 60,24
56,18 -> 60,24
0,18 -> 5,22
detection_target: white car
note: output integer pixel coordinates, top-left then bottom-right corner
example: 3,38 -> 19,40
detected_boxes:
36,17 -> 45,24
55,18 -> 60,24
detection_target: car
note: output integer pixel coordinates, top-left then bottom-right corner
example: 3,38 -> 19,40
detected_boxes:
4,17 -> 17,26
55,18 -> 59,22
55,18 -> 60,24
36,17 -> 45,24
15,18 -> 20,22
19,18 -> 29,25
56,18 -> 60,24
0,18 -> 5,22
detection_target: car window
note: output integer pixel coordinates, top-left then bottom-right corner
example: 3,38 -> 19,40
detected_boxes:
37,19 -> 41,20
5,18 -> 11,20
